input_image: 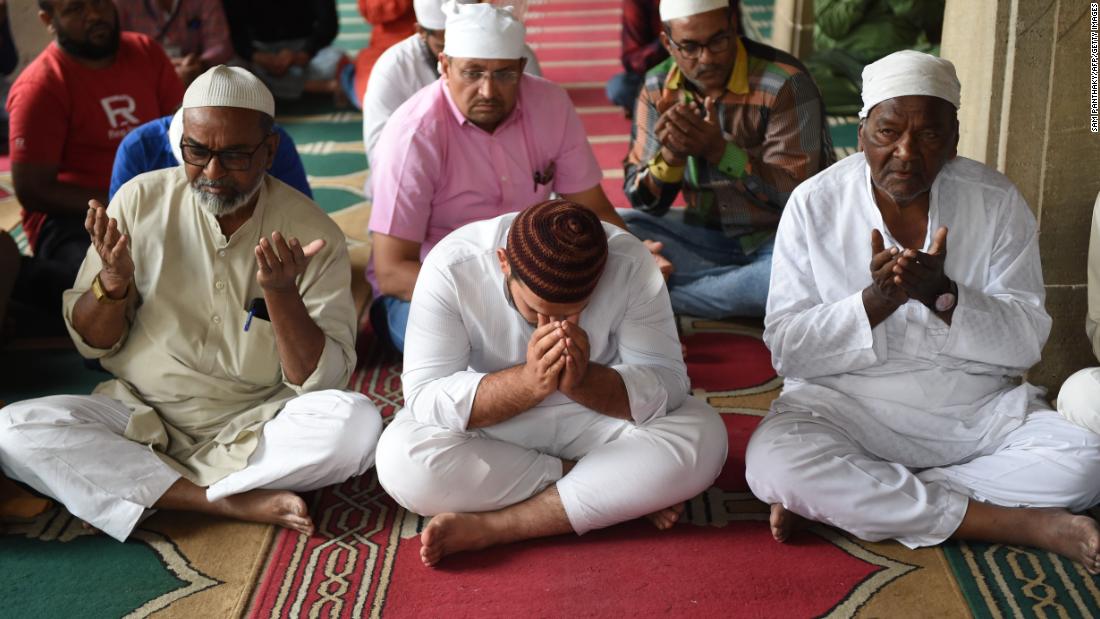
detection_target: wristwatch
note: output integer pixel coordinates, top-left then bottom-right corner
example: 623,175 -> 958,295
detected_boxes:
934,280 -> 957,313
92,274 -> 127,304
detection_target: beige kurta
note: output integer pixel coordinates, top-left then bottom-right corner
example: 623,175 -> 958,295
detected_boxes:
62,168 -> 357,486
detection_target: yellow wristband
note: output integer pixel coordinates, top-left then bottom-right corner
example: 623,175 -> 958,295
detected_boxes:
647,153 -> 685,183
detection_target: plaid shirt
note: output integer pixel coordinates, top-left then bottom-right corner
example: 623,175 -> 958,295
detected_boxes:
116,0 -> 233,65
624,37 -> 834,252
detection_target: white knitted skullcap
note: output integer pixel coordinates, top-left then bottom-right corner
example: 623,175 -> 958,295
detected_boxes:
183,65 -> 275,117
442,0 -> 525,60
859,50 -> 961,119
660,0 -> 727,22
414,0 -> 446,30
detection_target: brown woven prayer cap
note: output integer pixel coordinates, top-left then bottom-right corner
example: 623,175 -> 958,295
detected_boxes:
505,199 -> 608,304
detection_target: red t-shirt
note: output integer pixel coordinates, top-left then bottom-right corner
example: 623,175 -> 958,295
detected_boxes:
7,32 -> 184,250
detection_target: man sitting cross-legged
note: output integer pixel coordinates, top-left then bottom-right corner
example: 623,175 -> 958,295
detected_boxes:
0,66 -> 382,542
744,51 -> 1100,572
375,199 -> 727,566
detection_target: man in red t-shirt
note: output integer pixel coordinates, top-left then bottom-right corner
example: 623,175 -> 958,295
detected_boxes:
0,0 -> 183,337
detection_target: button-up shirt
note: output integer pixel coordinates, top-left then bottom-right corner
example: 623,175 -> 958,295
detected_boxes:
116,0 -> 234,65
624,38 -> 833,253
402,214 -> 689,432
367,75 -> 602,287
63,168 -> 357,486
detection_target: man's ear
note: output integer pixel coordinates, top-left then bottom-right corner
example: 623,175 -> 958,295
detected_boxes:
38,8 -> 55,32
857,119 -> 865,153
496,248 -> 510,276
659,30 -> 671,54
439,54 -> 451,81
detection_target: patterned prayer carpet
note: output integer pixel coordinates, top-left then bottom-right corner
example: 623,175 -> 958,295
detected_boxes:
2,1 -> 1099,617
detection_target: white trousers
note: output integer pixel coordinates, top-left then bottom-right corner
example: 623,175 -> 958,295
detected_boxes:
745,408 -> 1100,548
0,390 -> 382,542
375,397 -> 727,535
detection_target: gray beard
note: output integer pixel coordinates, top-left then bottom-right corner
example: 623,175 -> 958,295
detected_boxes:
191,178 -> 263,217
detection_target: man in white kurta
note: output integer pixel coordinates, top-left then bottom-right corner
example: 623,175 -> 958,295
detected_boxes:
361,0 -> 541,166
0,67 -> 382,542
1055,192 -> 1100,435
745,51 -> 1100,572
374,200 -> 726,566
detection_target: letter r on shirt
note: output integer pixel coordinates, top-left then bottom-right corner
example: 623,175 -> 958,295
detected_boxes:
100,95 -> 140,129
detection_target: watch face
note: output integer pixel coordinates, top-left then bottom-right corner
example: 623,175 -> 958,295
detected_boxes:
935,292 -> 956,313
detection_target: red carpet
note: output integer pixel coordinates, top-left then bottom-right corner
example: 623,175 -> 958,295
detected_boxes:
248,319 -> 919,617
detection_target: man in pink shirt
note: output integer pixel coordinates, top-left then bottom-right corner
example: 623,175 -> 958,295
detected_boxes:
367,1 -> 647,352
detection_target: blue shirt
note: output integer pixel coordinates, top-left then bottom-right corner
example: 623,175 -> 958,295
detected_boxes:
109,115 -> 313,200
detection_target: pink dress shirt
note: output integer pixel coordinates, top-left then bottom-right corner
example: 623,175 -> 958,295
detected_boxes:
367,75 -> 602,287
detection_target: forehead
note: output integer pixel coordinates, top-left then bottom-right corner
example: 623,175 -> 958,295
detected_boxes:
451,57 -> 523,70
514,281 -> 590,316
666,8 -> 730,39
868,95 -> 956,125
182,107 -> 265,144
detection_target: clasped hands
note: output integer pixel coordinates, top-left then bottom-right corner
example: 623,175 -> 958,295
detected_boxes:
85,200 -> 323,298
866,226 -> 952,312
521,314 -> 591,401
655,96 -> 725,166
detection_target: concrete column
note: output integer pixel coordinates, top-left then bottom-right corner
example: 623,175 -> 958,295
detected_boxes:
770,0 -> 815,58
9,0 -> 51,78
942,0 -> 1100,395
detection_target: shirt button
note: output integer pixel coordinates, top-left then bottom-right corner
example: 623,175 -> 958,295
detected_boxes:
215,281 -> 225,290
212,315 -> 221,324
218,250 -> 226,257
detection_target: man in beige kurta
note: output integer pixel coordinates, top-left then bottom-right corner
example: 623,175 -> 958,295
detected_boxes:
0,66 -> 382,541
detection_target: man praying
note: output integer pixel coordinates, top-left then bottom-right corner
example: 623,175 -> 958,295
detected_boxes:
744,51 -> 1100,573
0,67 -> 382,542
375,199 -> 727,566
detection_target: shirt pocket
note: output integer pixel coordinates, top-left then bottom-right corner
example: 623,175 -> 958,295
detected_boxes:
237,311 -> 283,386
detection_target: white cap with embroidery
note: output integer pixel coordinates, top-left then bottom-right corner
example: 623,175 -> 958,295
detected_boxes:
182,65 -> 275,118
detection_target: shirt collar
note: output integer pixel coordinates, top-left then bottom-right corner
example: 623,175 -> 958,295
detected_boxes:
666,36 -> 749,96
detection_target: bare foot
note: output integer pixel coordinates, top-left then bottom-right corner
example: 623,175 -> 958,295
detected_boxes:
217,489 -> 314,536
420,512 -> 498,567
1036,509 -> 1100,574
769,503 -> 805,543
646,503 -> 684,530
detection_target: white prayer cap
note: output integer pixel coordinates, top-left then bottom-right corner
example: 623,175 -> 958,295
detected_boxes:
442,0 -> 526,60
183,65 -> 275,118
414,0 -> 446,30
660,0 -> 727,22
859,50 -> 961,119
1057,368 -> 1100,436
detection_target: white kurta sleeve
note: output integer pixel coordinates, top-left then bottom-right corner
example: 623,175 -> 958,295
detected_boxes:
285,224 -> 358,394
936,189 -> 1050,370
763,196 -> 887,379
609,243 -> 690,424
401,259 -> 486,432
1087,193 -> 1100,362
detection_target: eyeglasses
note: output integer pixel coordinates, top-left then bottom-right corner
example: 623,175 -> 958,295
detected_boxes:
179,137 -> 270,171
667,32 -> 732,59
458,68 -> 521,85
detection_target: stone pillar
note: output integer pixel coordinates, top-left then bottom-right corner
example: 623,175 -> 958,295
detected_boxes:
770,0 -> 815,58
9,0 -> 51,78
941,0 -> 1100,396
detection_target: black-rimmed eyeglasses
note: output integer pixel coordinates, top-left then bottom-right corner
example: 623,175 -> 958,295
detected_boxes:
179,136 -> 271,172
667,31 -> 733,59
